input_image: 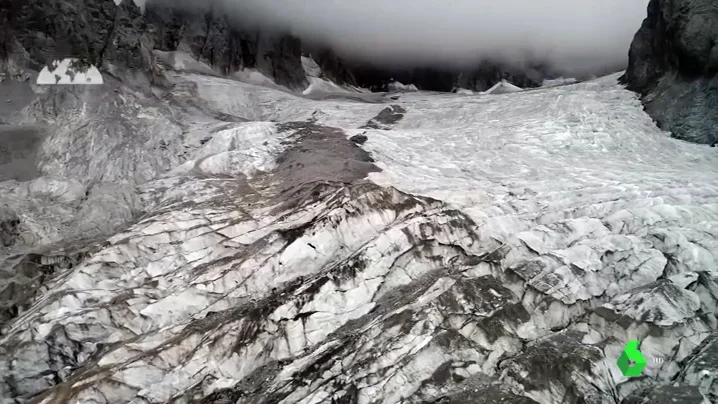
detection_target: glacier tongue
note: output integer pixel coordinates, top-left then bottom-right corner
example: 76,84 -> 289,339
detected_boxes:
1,71 -> 718,404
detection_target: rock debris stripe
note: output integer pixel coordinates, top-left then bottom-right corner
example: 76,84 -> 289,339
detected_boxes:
617,340 -> 647,377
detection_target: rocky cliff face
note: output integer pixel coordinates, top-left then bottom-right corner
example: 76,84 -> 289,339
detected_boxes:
0,0 -> 557,93
621,0 -> 718,145
0,0 -> 309,90
146,3 -> 309,90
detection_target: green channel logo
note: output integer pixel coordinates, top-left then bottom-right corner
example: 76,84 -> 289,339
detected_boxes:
617,340 -> 647,377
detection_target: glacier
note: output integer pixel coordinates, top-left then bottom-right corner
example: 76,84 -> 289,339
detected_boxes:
1,65 -> 718,404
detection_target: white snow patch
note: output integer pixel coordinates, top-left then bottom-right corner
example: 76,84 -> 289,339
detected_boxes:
301,56 -> 322,78
114,0 -> 145,10
152,50 -> 216,76
388,81 -> 419,92
481,79 -> 523,94
233,69 -> 285,89
303,77 -> 353,96
170,122 -> 287,178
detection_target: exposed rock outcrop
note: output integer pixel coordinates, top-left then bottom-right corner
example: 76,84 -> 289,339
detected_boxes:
621,0 -> 718,145
147,2 -> 309,90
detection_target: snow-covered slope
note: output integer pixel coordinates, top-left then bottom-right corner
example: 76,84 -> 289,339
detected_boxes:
1,70 -> 718,404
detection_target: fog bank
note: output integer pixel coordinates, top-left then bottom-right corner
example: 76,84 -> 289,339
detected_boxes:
148,0 -> 650,74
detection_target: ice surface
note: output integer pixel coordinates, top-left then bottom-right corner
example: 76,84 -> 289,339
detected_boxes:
542,77 -> 579,87
1,70 -> 717,403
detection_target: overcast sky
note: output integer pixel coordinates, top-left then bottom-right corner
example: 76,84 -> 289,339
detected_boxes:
148,0 -> 650,73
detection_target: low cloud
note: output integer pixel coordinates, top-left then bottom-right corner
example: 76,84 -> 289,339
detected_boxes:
149,0 -> 650,75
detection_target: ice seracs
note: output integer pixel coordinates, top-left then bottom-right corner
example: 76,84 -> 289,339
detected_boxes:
1,67 -> 717,404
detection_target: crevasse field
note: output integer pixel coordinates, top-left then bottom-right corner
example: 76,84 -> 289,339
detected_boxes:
1,69 -> 718,403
